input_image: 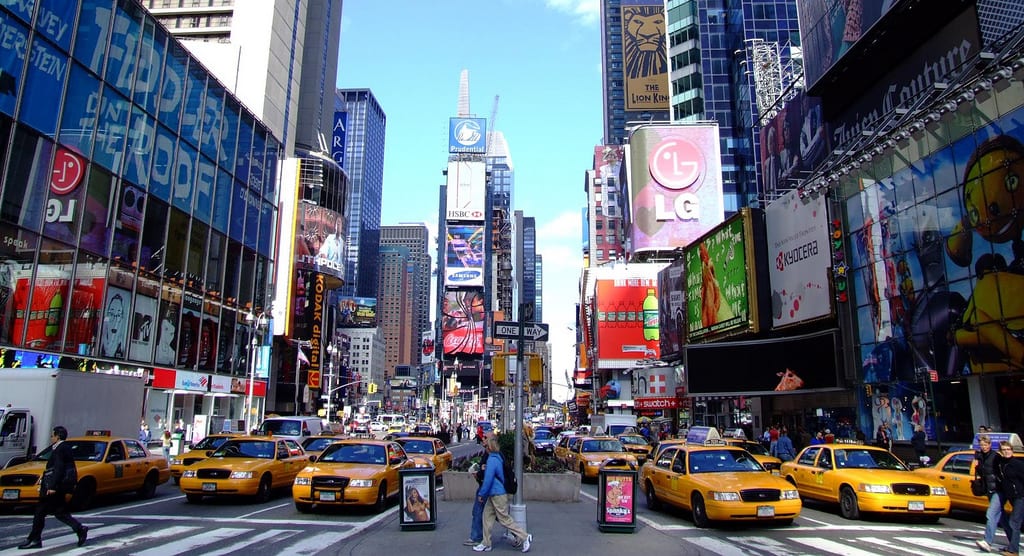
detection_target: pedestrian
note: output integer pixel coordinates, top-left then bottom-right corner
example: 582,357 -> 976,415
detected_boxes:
474,435 -> 532,553
810,431 -> 825,445
463,453 -> 488,547
161,430 -> 172,460
875,423 -> 891,451
769,425 -> 780,457
911,424 -> 927,464
17,426 -> 88,549
976,434 -> 1003,552
996,441 -> 1024,556
775,428 -> 796,461
139,422 -> 151,445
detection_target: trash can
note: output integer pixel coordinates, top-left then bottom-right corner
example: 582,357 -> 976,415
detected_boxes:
170,433 -> 184,457
398,466 -> 436,530
597,458 -> 638,533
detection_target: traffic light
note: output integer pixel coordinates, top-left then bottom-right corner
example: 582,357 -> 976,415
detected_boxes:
529,355 -> 542,385
368,382 -> 378,394
492,354 -> 507,385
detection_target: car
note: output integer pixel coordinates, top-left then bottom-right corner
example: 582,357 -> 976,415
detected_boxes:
639,435 -> 801,528
352,421 -> 370,436
779,440 -> 950,521
724,439 -> 783,474
564,436 -> 638,481
413,424 -> 434,436
301,435 -> 346,460
394,436 -> 453,477
179,436 -> 312,503
292,439 -> 417,513
0,433 -> 170,509
369,421 -> 386,434
169,433 -> 240,484
913,445 -> 1024,513
555,435 -> 582,467
533,429 -> 557,456
616,433 -> 653,464
386,423 -> 406,435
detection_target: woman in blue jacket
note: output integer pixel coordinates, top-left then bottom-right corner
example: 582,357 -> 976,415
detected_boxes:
474,436 -> 532,553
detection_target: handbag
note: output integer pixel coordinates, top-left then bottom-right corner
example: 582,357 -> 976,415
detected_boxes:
971,478 -> 987,497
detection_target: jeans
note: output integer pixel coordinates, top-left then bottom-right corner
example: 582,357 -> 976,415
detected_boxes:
985,491 -> 1004,545
1000,496 -> 1024,553
469,495 -> 484,542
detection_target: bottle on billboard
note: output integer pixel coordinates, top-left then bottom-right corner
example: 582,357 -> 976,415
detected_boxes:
643,288 -> 659,341
45,291 -> 63,337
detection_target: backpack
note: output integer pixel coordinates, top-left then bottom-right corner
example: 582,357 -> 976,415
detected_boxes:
499,454 -> 518,495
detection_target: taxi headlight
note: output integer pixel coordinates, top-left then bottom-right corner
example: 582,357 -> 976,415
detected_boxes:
781,489 -> 800,500
930,486 -> 947,496
349,479 -> 373,487
711,491 -> 741,501
170,458 -> 184,465
294,477 -> 311,486
182,470 -> 197,478
859,484 -> 891,494
230,471 -> 254,479
587,461 -> 601,466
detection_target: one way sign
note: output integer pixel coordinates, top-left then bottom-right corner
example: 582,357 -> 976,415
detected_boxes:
493,321 -> 549,341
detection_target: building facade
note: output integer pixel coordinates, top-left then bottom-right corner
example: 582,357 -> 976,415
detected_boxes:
380,224 -> 431,361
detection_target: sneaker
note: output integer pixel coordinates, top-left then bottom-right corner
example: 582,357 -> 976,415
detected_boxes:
472,544 -> 492,552
521,534 -> 532,553
463,539 -> 480,547
977,540 -> 992,552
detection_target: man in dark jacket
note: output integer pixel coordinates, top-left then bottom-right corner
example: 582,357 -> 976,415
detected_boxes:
976,434 -> 1002,552
18,426 -> 88,550
996,443 -> 1024,556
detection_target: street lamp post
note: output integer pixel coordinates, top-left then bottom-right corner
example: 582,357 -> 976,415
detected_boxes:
325,343 -> 337,424
293,339 -> 312,415
244,311 -> 269,433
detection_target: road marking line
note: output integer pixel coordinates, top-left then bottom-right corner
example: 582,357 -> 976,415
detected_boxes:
893,535 -> 979,554
200,529 -> 301,556
61,514 -> 356,527
684,536 -> 755,555
792,537 -> 888,556
797,515 -> 831,526
237,501 -> 291,519
0,523 -> 137,555
282,531 -> 352,555
131,526 -> 249,556
85,494 -> 186,516
18,525 -> 201,556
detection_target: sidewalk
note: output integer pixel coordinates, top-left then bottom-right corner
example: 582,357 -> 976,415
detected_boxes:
333,496 -> 688,555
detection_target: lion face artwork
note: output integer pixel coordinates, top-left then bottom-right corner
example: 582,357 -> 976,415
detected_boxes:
623,6 -> 668,79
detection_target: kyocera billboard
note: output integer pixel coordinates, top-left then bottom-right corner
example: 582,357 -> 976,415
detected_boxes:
627,124 -> 725,251
445,161 -> 486,221
593,263 -> 666,367
766,189 -> 833,328
449,117 -> 487,154
445,225 -> 484,287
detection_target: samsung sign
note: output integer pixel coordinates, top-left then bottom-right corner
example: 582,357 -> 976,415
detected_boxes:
449,117 -> 486,154
332,111 -> 347,167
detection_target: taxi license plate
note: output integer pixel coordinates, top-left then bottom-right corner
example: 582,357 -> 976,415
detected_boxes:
318,491 -> 336,501
908,501 -> 924,511
2,489 -> 19,500
202,482 -> 217,492
757,505 -> 775,517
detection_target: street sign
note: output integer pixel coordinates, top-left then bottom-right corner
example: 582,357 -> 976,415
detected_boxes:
493,320 -> 549,341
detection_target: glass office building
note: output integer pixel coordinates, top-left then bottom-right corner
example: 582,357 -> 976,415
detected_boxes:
0,1 -> 281,426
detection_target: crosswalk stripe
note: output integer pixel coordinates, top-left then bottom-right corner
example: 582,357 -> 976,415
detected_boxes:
733,535 -> 814,555
893,536 -> 979,554
0,525 -> 198,556
198,529 -> 301,556
281,532 -> 352,555
857,536 -> 929,554
792,537 -> 881,556
683,536 -> 755,556
131,527 -> 249,556
0,524 -> 137,555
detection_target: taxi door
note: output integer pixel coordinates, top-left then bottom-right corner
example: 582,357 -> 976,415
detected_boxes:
277,440 -> 303,486
667,449 -> 689,509
790,447 -> 822,498
565,438 -> 583,472
104,441 -> 131,493
124,439 -> 151,489
808,447 -> 835,501
649,447 -> 679,507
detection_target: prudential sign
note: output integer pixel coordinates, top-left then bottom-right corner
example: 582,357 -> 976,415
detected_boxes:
449,117 -> 487,154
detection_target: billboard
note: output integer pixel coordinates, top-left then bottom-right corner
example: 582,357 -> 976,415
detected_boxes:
441,289 -> 485,356
759,91 -> 829,193
445,225 -> 484,287
338,296 -> 377,327
685,209 -> 765,342
593,264 -> 665,365
421,330 -> 435,365
331,111 -> 347,167
448,117 -> 487,154
621,0 -> 669,111
627,125 -> 725,251
798,0 -> 897,90
445,160 -> 486,221
657,258 -> 686,360
686,331 -> 841,396
766,189 -> 833,328
295,203 -> 345,281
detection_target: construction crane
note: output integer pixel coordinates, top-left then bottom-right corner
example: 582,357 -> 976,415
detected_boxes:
486,94 -> 499,156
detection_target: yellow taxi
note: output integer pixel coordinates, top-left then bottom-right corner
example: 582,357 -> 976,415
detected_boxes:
394,436 -> 452,477
564,436 -> 638,481
639,427 -> 801,528
169,433 -> 240,484
724,439 -> 783,474
780,440 -> 950,521
554,433 -> 578,466
913,433 -> 1024,513
292,439 -> 416,513
179,436 -> 311,503
617,433 -> 653,465
300,434 -> 346,460
0,432 -> 170,509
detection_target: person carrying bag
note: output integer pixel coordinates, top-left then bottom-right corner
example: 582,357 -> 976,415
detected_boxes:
17,426 -> 87,550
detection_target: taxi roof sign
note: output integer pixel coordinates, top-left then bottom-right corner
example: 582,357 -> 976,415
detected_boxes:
723,428 -> 747,440
686,426 -> 721,445
85,430 -> 112,436
973,432 -> 1024,452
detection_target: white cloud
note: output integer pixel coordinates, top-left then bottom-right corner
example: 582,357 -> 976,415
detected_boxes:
543,0 -> 600,26
537,210 -> 584,402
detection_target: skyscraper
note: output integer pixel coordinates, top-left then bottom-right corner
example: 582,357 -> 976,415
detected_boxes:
380,224 -> 432,363
378,245 -> 415,390
336,89 -> 386,298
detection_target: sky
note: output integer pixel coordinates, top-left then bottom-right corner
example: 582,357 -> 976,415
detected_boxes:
336,0 -> 603,403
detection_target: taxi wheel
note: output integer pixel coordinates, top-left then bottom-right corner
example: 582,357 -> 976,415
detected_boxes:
255,475 -> 273,503
138,473 -> 158,499
295,501 -> 313,513
373,482 -> 388,513
839,486 -> 860,520
173,477 -> 181,486
71,479 -> 96,511
644,481 -> 660,511
691,493 -> 711,528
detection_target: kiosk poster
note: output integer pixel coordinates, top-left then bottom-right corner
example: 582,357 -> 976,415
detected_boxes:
604,475 -> 634,523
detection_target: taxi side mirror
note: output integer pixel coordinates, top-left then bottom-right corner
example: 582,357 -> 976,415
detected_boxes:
309,455 -> 317,462
206,451 -> 214,457
390,457 -> 402,466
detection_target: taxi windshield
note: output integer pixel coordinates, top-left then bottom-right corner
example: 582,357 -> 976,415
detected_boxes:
320,444 -> 387,464
302,438 -> 338,452
688,449 -> 765,473
36,441 -> 109,462
534,430 -> 554,440
737,442 -> 771,456
212,440 -> 276,459
582,440 -> 625,453
192,436 -> 232,451
399,440 -> 433,454
618,435 -> 647,445
834,448 -> 908,470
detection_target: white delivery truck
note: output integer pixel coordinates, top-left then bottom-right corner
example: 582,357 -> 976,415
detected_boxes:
0,369 -> 145,468
590,413 -> 638,436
